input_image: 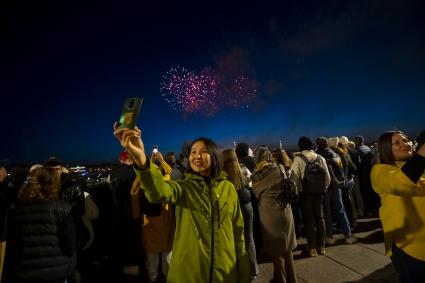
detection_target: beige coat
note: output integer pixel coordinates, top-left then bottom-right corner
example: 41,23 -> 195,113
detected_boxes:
252,162 -> 297,257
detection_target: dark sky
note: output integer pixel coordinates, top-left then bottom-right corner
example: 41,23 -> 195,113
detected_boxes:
2,0 -> 425,165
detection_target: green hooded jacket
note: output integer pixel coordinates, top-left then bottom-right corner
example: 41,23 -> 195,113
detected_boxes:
135,161 -> 249,283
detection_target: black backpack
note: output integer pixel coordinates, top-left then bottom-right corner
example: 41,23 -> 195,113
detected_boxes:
299,155 -> 327,194
326,156 -> 346,191
277,165 -> 298,206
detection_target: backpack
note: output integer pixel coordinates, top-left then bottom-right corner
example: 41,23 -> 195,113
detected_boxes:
325,155 -> 346,191
299,155 -> 327,194
237,164 -> 252,205
277,165 -> 297,206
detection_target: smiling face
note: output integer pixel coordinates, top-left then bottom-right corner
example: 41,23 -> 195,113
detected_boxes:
392,133 -> 413,161
189,141 -> 212,176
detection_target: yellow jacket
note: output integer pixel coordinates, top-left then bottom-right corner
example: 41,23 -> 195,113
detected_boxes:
371,162 -> 425,260
131,160 -> 175,253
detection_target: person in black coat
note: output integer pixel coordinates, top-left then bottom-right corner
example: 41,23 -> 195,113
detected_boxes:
3,166 -> 76,283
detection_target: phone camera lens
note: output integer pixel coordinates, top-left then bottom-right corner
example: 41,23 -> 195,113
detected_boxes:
129,100 -> 135,109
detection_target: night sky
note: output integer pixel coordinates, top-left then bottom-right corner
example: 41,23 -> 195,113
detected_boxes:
2,0 -> 424,165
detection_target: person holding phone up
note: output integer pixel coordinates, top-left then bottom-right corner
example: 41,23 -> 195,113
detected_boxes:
370,130 -> 425,282
113,124 -> 249,283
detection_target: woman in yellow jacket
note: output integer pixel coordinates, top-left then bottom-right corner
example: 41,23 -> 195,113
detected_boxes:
371,130 -> 425,283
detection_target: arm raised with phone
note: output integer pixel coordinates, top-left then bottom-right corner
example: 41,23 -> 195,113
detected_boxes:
113,123 -> 250,283
113,123 -> 148,169
113,122 -> 183,204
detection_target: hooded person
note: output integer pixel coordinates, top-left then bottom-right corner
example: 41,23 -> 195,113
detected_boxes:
251,147 -> 297,282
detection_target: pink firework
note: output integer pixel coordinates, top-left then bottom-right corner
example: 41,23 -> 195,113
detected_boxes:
160,67 -> 192,112
161,66 -> 219,115
161,66 -> 257,116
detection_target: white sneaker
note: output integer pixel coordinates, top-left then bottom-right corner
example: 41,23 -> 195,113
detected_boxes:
345,236 -> 357,244
123,265 -> 139,275
326,237 -> 336,245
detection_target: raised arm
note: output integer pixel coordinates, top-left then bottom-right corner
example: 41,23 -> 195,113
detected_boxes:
113,123 -> 148,169
113,123 -> 183,204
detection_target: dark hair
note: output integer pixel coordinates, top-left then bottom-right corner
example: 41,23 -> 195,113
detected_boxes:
61,180 -> 85,204
189,137 -> 222,179
9,163 -> 30,189
354,136 -> 364,146
298,136 -> 314,151
44,157 -> 63,167
235,142 -> 249,159
315,137 -> 328,149
377,131 -> 406,165
164,152 -> 176,166
416,130 -> 425,148
181,141 -> 192,159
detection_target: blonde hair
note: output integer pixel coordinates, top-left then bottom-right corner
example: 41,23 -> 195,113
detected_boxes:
273,149 -> 292,169
17,167 -> 61,204
221,149 -> 247,191
254,147 -> 273,164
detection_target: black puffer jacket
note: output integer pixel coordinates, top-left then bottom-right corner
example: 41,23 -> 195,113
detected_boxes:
4,200 -> 76,283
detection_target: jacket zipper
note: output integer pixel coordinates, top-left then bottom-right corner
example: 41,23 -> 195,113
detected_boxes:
209,182 -> 215,283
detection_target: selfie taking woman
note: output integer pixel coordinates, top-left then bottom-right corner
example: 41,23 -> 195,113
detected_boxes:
371,130 -> 425,282
113,124 -> 249,283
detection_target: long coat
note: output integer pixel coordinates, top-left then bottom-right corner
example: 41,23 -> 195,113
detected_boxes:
135,160 -> 249,283
251,162 -> 297,257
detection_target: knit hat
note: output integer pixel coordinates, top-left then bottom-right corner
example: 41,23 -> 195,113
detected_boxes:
327,137 -> 339,148
44,157 -> 63,167
30,164 -> 43,173
339,136 -> 349,145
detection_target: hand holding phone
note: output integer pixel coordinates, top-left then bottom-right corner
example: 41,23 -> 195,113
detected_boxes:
113,122 -> 148,169
118,97 -> 143,129
153,145 -> 158,154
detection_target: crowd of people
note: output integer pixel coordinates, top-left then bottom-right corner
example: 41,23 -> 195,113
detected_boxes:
0,127 -> 424,283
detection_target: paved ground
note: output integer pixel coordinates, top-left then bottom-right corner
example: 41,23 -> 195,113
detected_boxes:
252,217 -> 400,283
85,216 -> 399,283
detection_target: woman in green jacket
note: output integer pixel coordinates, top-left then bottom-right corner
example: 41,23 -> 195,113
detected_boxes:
113,124 -> 249,283
371,130 -> 425,283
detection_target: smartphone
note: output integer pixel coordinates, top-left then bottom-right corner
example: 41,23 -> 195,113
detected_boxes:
118,97 -> 143,129
153,145 -> 158,154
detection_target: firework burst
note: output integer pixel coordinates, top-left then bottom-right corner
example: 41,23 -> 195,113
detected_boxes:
161,66 -> 258,116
